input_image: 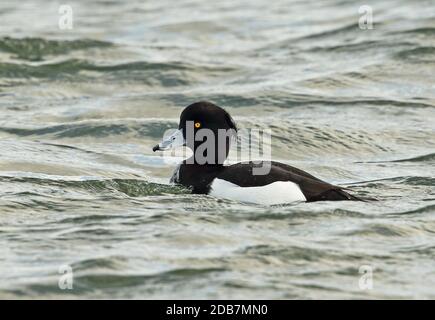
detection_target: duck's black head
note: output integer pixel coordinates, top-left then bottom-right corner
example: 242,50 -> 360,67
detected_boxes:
179,101 -> 237,135
153,101 -> 237,165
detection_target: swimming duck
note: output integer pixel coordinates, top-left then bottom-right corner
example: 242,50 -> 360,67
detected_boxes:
153,101 -> 360,205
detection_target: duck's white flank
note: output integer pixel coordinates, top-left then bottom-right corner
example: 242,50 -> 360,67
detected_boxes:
209,178 -> 306,205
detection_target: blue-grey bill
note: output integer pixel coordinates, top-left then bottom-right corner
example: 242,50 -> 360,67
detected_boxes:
153,129 -> 185,152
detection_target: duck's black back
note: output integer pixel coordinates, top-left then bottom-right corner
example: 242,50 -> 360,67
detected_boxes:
175,161 -> 360,202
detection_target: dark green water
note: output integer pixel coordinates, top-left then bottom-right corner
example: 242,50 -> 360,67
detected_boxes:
0,0 -> 434,299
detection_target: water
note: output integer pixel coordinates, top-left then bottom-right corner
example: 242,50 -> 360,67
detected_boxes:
0,0 -> 434,299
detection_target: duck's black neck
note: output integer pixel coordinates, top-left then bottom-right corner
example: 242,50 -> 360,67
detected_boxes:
186,134 -> 232,166
178,159 -> 225,194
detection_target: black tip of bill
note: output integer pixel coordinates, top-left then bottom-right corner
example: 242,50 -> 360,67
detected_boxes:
152,145 -> 160,152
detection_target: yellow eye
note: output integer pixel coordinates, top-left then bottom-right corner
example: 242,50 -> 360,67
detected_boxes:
194,122 -> 201,128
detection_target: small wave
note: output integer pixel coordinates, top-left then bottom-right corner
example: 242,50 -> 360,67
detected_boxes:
5,266 -> 226,296
46,267 -> 227,293
351,176 -> 435,187
262,120 -> 390,155
395,46 -> 435,62
299,71 -> 374,89
358,153 -> 435,164
0,176 -> 189,197
56,214 -> 138,225
230,207 -> 372,221
0,120 -> 173,139
0,59 -> 187,78
71,256 -> 128,272
391,153 -> 435,163
391,204 -> 435,216
296,23 -> 360,40
304,38 -> 416,56
161,93 -> 262,109
398,176 -> 435,187
391,27 -> 435,36
239,244 -> 368,264
257,92 -> 434,109
0,37 -> 112,61
155,92 -> 435,110
308,40 -> 383,53
0,59 -> 236,86
342,223 -> 425,237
